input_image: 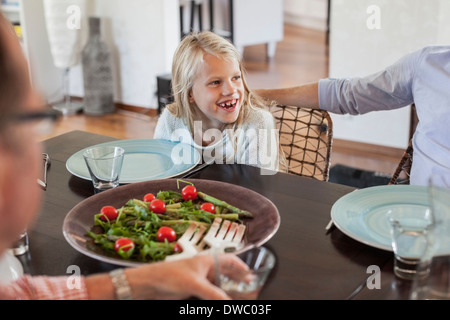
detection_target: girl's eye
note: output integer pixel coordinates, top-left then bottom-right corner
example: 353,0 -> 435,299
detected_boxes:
233,75 -> 241,81
210,80 -> 220,85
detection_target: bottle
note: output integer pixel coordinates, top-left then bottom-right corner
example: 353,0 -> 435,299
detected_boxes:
82,17 -> 115,115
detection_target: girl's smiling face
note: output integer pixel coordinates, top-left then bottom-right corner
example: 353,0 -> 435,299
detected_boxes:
189,53 -> 244,130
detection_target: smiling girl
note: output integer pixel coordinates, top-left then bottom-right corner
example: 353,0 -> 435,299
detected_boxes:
154,31 -> 280,173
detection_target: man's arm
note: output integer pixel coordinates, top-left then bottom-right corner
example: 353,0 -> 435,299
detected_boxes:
254,82 -> 320,109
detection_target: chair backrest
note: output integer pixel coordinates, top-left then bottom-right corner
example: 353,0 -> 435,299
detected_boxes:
389,104 -> 417,185
388,139 -> 413,185
271,104 -> 333,181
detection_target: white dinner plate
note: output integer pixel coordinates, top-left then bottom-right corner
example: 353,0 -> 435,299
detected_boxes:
66,139 -> 201,183
331,185 -> 430,252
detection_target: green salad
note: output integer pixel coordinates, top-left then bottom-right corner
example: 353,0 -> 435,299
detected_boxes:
87,181 -> 252,262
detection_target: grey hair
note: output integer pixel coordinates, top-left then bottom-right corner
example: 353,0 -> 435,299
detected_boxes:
0,13 -> 31,150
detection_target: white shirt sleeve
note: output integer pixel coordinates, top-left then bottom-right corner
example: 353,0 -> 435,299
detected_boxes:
318,50 -> 420,115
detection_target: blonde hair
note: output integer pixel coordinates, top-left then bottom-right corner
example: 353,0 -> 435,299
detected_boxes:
168,31 -> 273,134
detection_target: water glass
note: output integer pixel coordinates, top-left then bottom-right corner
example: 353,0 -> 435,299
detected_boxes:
83,146 -> 124,193
214,246 -> 275,300
9,230 -> 29,256
410,255 -> 450,300
427,173 -> 450,256
410,173 -> 450,299
387,206 -> 433,280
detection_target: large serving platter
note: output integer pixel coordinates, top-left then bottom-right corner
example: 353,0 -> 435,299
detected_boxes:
63,178 -> 280,267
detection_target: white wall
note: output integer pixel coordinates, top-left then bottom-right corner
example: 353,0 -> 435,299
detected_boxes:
232,0 -> 283,57
329,0 -> 450,148
283,0 -> 328,31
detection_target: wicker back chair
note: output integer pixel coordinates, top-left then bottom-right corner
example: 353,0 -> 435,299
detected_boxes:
388,139 -> 413,185
271,105 -> 333,181
388,104 -> 417,185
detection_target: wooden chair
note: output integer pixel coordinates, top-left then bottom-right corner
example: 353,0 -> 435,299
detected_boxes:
271,105 -> 333,181
388,104 -> 417,185
388,139 -> 413,185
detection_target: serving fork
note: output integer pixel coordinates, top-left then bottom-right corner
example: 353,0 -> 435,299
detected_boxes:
201,217 -> 246,250
165,217 -> 246,261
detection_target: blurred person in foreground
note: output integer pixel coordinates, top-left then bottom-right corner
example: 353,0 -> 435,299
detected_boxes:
256,46 -> 450,186
0,13 -> 242,300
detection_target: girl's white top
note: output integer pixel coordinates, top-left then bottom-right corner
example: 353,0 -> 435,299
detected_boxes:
154,108 -> 279,175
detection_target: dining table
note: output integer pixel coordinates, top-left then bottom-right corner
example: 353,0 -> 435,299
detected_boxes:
17,130 -> 415,300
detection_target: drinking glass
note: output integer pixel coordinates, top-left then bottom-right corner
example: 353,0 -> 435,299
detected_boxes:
410,172 -> 450,299
214,246 -> 275,300
9,230 -> 29,256
426,173 -> 450,257
387,206 -> 433,280
83,146 -> 124,193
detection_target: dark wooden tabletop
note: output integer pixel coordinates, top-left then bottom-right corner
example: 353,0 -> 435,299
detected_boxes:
19,130 -> 413,299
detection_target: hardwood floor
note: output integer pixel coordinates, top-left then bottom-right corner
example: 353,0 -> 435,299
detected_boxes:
42,107 -> 157,141
42,23 -> 402,177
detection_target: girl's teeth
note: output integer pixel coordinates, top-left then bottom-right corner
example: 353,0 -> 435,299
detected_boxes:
220,100 -> 236,108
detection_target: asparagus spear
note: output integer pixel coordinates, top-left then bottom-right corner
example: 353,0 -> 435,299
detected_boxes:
197,191 -> 253,218
126,219 -> 210,228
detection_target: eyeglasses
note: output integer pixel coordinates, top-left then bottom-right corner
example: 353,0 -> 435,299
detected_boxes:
13,109 -> 61,136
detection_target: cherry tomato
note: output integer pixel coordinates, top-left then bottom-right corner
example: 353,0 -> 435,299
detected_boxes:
99,205 -> 118,222
156,226 -> 177,242
150,199 -> 166,213
200,202 -> 215,214
181,185 -> 197,201
173,243 -> 183,253
114,238 -> 135,252
143,193 -> 156,202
